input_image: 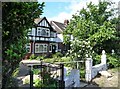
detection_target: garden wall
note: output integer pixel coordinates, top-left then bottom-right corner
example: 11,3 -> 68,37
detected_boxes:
85,50 -> 107,82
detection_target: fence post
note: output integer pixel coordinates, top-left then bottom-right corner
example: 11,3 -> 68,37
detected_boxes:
30,65 -> 33,89
101,50 -> 107,70
101,50 -> 106,64
59,64 -> 65,89
77,62 -> 79,69
85,57 -> 93,82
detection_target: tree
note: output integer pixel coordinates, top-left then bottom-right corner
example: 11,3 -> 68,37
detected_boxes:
63,1 -> 119,61
2,2 -> 44,88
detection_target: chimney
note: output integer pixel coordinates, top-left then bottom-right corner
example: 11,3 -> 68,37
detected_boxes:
64,19 -> 69,26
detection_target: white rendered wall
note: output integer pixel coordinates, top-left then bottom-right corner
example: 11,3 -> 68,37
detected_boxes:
56,34 -> 63,42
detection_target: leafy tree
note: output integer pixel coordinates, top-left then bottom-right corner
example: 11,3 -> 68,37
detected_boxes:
63,1 -> 119,61
2,2 -> 44,88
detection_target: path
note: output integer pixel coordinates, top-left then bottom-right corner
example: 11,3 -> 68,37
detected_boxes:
92,68 -> 119,87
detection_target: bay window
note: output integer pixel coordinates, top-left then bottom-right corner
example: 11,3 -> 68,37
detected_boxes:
37,27 -> 50,37
35,43 -> 48,53
26,43 -> 31,53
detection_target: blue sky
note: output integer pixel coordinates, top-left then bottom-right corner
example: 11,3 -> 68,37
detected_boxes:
38,0 -> 119,23
42,2 -> 71,18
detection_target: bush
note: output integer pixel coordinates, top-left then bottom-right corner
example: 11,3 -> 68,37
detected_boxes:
93,54 -> 101,66
34,79 -> 43,87
33,71 -> 57,88
52,52 -> 63,58
29,54 -> 36,60
107,54 -> 119,68
33,69 -> 41,75
80,69 -> 85,80
36,56 -> 44,60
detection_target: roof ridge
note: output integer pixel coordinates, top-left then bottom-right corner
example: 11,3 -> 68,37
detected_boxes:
52,21 -> 64,24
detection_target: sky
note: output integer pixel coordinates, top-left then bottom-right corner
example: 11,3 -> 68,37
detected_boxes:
38,0 -> 119,23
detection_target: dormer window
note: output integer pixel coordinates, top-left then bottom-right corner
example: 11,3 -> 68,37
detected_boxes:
35,43 -> 48,53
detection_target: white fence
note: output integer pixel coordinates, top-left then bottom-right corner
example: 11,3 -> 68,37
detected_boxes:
85,50 -> 107,82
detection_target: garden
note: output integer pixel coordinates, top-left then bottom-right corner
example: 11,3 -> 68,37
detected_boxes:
2,1 -> 120,88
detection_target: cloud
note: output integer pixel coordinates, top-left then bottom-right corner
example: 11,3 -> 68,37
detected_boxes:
48,0 -> 119,23
47,1 -> 88,23
48,12 -> 72,23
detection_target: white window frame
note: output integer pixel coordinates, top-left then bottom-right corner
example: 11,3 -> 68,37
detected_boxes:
50,32 -> 57,38
35,43 -> 48,53
49,44 -> 52,52
37,27 -> 50,37
26,43 -> 31,53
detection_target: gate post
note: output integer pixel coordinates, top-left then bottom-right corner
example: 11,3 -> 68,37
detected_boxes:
101,50 -> 107,70
101,50 -> 106,64
85,58 -> 93,82
30,65 -> 33,89
59,64 -> 65,89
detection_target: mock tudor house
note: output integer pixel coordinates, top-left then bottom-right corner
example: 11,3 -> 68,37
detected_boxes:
26,17 -> 58,57
25,17 -> 70,58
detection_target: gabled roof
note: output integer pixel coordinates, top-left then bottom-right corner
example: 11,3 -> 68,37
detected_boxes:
34,17 -> 56,32
50,21 -> 66,33
34,18 -> 43,24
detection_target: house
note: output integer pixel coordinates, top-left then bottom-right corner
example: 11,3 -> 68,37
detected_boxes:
50,20 -> 70,53
26,17 -> 58,58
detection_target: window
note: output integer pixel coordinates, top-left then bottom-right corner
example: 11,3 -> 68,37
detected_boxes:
50,32 -> 54,37
28,28 -> 35,36
50,32 -> 57,37
49,44 -> 52,52
37,27 -> 50,37
35,44 -> 39,52
35,43 -> 48,53
26,43 -> 31,53
28,28 -> 32,35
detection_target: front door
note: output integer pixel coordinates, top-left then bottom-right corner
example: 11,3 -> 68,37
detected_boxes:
52,45 -> 56,54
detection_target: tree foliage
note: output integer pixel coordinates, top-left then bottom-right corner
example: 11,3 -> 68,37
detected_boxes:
63,1 -> 119,61
2,2 -> 44,88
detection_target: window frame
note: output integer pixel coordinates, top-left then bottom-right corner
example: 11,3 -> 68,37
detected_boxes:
37,27 -> 50,37
35,43 -> 48,53
26,43 -> 31,53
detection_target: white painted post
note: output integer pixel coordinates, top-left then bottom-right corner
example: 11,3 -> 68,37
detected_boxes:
101,50 -> 107,70
85,58 -> 93,82
101,50 -> 106,64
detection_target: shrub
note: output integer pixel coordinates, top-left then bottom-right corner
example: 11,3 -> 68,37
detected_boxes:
80,69 -> 85,80
107,54 -> 119,68
36,56 -> 44,60
33,70 -> 57,88
34,78 -> 43,87
29,54 -> 36,60
33,69 -> 41,75
93,54 -> 101,66
52,52 -> 63,58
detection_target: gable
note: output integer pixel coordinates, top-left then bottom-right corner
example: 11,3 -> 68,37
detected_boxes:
37,17 -> 51,28
34,17 -> 56,32
38,19 -> 49,27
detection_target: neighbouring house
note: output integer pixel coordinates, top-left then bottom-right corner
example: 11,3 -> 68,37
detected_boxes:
50,20 -> 70,53
25,17 -> 58,58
